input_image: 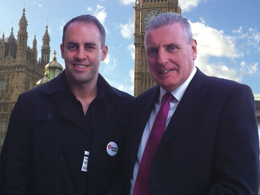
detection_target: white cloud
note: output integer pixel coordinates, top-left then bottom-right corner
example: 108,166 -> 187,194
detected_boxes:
128,69 -> 134,94
87,5 -> 108,34
130,69 -> 134,83
233,26 -> 243,34
191,21 -> 243,81
127,44 -> 135,59
32,2 -> 42,7
232,27 -> 260,53
103,54 -> 117,73
249,28 -> 260,43
93,5 -> 107,25
179,0 -> 206,12
240,61 -> 259,76
192,22 -> 242,59
120,19 -> 134,39
191,21 -> 260,82
119,0 -> 135,5
59,23 -> 65,33
203,64 -> 241,82
114,70 -> 134,95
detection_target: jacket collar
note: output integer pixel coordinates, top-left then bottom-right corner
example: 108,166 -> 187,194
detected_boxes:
39,71 -> 125,134
41,70 -> 124,101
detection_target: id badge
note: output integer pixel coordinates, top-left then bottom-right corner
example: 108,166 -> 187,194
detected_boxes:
81,151 -> 89,172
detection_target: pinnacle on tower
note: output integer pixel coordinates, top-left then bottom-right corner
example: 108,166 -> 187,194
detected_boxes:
16,8 -> 28,63
33,34 -> 37,48
19,8 -> 28,28
8,27 -> 15,42
41,25 -> 51,65
43,25 -> 50,41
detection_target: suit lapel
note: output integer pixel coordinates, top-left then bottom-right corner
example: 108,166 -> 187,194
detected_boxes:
157,69 -> 208,153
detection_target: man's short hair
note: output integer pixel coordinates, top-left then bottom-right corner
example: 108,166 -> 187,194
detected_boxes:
62,15 -> 106,47
145,12 -> 193,43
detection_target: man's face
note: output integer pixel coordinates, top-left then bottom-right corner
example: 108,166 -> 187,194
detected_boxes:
145,23 -> 197,92
60,22 -> 107,87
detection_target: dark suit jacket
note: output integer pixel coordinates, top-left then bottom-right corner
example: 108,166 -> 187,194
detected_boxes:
124,68 -> 259,195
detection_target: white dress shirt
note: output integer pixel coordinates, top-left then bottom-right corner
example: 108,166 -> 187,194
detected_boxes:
130,67 -> 197,195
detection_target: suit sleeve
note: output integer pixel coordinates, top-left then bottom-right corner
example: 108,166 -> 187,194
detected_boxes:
209,84 -> 259,195
1,95 -> 32,195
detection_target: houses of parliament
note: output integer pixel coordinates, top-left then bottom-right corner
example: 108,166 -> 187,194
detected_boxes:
0,8 -> 64,150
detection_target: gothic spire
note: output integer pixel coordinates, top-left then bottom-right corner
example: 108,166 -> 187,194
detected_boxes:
43,25 -> 50,42
8,27 -> 15,43
16,8 -> 28,64
41,25 -> 51,66
33,34 -> 37,48
32,34 -> 38,62
19,8 -> 28,28
32,34 -> 37,52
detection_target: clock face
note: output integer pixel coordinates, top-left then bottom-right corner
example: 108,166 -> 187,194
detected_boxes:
143,9 -> 163,28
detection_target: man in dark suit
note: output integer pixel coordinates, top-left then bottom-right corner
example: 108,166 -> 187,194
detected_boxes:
1,15 -> 133,195
125,12 -> 259,195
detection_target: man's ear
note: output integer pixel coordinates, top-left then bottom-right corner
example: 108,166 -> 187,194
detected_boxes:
101,45 -> 108,61
60,43 -> 64,59
191,39 -> 197,60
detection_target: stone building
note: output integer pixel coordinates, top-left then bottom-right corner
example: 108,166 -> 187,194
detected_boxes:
0,8 -> 51,149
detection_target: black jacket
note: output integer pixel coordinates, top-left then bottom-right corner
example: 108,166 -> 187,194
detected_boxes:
1,71 -> 134,195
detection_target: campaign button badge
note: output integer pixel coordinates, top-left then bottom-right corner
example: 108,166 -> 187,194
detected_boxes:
107,142 -> 118,156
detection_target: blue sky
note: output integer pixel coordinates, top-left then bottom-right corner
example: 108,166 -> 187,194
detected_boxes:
0,0 -> 259,96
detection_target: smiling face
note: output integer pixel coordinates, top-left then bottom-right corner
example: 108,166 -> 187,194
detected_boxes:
60,21 -> 108,88
145,23 -> 197,92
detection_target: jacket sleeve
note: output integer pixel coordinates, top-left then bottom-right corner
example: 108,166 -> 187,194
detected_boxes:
209,84 -> 259,195
1,95 -> 32,195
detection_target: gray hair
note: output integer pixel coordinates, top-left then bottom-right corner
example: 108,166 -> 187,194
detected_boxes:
145,12 -> 193,43
62,15 -> 106,47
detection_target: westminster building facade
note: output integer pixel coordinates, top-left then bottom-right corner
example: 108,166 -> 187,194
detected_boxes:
0,8 -> 51,149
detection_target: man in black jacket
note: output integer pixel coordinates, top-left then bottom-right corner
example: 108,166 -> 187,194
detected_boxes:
1,15 -> 133,195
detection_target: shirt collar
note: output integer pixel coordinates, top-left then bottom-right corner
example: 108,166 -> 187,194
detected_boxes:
159,66 -> 197,103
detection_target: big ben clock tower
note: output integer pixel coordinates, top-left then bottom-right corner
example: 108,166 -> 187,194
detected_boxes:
133,0 -> 181,96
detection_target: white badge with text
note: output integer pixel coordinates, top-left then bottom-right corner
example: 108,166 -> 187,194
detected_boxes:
107,142 -> 118,156
81,151 -> 90,172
